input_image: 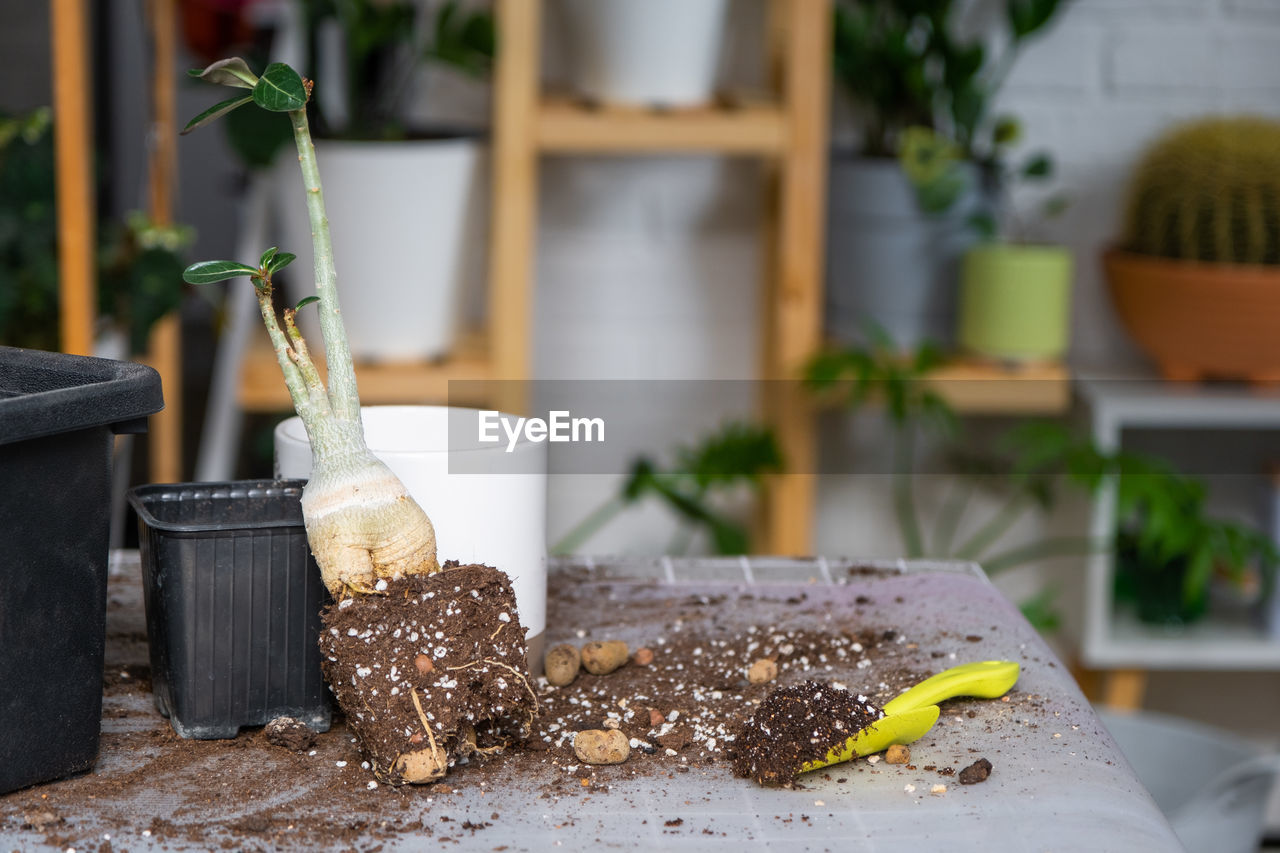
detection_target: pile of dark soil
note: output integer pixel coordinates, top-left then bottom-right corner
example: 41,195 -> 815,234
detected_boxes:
731,680 -> 885,786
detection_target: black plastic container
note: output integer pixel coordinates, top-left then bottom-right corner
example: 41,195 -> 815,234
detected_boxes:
0,346 -> 162,794
129,480 -> 332,738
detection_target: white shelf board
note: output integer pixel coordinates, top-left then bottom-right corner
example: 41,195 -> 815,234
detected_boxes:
1084,608 -> 1280,670
1078,372 -> 1280,672
1077,375 -> 1280,430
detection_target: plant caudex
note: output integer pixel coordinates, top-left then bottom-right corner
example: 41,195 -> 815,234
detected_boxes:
182,58 -> 438,598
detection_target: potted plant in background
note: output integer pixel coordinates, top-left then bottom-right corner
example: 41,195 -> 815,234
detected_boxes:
552,421 -> 783,556
0,108 -> 191,357
826,0 -> 1065,349
802,333 -> 1276,632
1103,116 -> 1280,383
953,138 -> 1073,364
1113,461 -> 1278,628
558,0 -> 729,107
275,0 -> 496,363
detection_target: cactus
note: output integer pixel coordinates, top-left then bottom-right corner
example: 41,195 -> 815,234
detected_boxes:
1123,116 -> 1280,265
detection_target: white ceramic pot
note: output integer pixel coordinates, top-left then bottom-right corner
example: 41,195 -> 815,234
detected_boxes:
275,138 -> 488,362
274,406 -> 548,669
561,0 -> 729,107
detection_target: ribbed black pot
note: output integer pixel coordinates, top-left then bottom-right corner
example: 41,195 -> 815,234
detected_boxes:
0,346 -> 162,793
129,480 -> 331,739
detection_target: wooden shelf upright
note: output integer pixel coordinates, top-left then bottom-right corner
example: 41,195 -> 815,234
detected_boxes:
51,0 -> 183,482
490,0 -> 831,554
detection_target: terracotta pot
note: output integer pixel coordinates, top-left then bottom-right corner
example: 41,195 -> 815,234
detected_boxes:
1103,249 -> 1280,383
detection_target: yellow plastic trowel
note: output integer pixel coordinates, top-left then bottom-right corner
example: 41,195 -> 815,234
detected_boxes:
799,660 -> 1020,774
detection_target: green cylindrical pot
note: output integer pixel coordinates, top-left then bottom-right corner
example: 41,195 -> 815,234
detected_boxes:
958,244 -> 1074,361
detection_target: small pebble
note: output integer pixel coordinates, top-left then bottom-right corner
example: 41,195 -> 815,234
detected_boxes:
885,744 -> 910,765
632,647 -> 655,666
958,757 -> 993,785
581,640 -> 629,675
866,754 -> 881,765
414,654 -> 434,674
648,709 -> 664,728
573,729 -> 631,765
747,658 -> 778,684
544,644 -> 581,687
931,784 -> 947,795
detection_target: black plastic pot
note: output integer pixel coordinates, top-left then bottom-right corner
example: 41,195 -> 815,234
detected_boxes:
0,346 -> 162,794
129,480 -> 331,738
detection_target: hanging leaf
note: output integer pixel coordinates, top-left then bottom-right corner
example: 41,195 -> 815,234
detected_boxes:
189,57 -> 258,89
181,94 -> 253,135
182,260 -> 258,284
294,295 -> 320,312
253,63 -> 308,113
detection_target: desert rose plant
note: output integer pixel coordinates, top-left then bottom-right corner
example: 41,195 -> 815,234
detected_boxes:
181,58 -> 536,784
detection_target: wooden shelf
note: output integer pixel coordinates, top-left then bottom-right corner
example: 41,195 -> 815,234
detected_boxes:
813,357 -> 1072,415
237,330 -> 495,412
926,360 -> 1072,414
536,96 -> 787,154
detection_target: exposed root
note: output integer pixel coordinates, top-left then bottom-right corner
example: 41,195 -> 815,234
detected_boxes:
395,688 -> 447,783
447,658 -> 540,725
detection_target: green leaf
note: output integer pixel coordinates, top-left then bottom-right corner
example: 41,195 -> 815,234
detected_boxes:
252,63 -> 308,113
294,295 -> 320,313
182,260 -> 258,285
190,57 -> 258,89
181,94 -> 253,135
1007,0 -> 1062,39
1021,153 -> 1053,179
993,116 -> 1022,146
259,246 -> 278,268
269,252 -> 297,274
967,212 -> 999,240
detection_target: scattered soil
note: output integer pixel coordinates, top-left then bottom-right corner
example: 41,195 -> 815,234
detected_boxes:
0,561 -> 1073,851
319,564 -> 537,785
730,681 -> 885,786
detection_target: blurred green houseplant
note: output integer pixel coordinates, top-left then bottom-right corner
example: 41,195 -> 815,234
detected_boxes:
834,0 -> 1064,165
0,109 -> 190,354
805,333 -> 1277,630
552,422 -> 784,557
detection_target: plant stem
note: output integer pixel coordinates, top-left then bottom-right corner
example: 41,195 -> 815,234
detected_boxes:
954,494 -> 1030,561
288,105 -> 361,423
980,536 -> 1104,575
550,495 -> 626,556
893,427 -> 924,559
255,281 -> 324,425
